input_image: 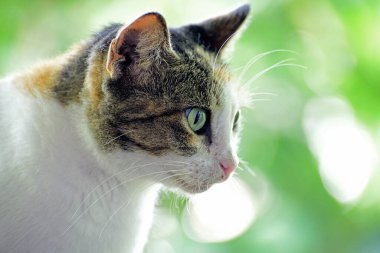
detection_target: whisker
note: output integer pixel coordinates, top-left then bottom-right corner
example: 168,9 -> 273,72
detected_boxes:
212,30 -> 239,75
249,98 -> 273,102
230,177 -> 241,194
70,160 -> 188,221
250,92 -> 278,97
70,159 -> 141,220
97,173 -> 182,239
243,59 -> 306,88
98,198 -> 131,239
238,49 -> 298,82
64,168 -> 191,235
238,160 -> 256,178
104,133 -> 127,146
105,128 -> 135,146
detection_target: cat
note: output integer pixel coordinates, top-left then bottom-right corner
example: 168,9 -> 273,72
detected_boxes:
0,4 -> 250,253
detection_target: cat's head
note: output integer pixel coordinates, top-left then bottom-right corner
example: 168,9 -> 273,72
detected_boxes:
84,4 -> 250,193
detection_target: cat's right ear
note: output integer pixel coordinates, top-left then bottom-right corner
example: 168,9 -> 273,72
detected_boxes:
106,12 -> 177,77
180,4 -> 250,56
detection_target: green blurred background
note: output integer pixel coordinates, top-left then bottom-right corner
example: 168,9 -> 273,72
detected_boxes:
1,0 -> 379,252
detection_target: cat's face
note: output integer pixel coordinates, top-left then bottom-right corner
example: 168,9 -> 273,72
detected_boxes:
85,5 -> 250,193
156,85 -> 242,193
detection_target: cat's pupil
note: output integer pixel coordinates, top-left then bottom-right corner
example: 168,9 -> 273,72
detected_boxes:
194,111 -> 201,124
233,111 -> 240,131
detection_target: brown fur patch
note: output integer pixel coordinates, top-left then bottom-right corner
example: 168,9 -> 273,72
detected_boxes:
16,42 -> 87,98
17,61 -> 63,98
84,50 -> 107,111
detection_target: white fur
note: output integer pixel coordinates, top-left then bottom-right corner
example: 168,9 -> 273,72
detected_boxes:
0,76 -> 239,253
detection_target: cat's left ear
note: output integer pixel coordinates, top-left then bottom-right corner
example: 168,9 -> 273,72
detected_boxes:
181,4 -> 250,55
106,12 -> 177,77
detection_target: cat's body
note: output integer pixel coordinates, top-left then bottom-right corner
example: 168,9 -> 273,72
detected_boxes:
0,5 -> 250,253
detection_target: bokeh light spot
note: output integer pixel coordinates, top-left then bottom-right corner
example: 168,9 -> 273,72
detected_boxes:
303,97 -> 378,203
182,177 -> 257,242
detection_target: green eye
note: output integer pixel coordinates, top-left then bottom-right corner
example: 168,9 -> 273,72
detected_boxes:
185,108 -> 207,133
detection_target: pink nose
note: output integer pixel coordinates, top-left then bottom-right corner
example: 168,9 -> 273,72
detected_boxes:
220,160 -> 237,177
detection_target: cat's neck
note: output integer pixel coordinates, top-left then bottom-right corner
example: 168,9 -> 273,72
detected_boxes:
0,39 -> 161,253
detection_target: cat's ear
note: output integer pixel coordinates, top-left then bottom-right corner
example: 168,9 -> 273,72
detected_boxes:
106,12 -> 176,76
182,4 -> 250,55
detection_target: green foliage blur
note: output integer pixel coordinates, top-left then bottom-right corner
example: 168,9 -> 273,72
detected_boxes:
1,0 -> 379,252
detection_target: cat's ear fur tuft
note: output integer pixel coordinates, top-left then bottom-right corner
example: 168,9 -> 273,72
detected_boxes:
106,12 -> 176,77
183,4 -> 250,55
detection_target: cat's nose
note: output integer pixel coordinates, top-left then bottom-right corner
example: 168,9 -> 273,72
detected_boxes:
219,159 -> 238,178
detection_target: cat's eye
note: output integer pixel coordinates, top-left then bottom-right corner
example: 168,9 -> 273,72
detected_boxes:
233,110 -> 240,131
185,108 -> 207,133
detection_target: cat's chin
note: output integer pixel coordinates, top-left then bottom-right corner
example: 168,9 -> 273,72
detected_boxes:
177,183 -> 212,194
168,185 -> 211,195
164,177 -> 221,194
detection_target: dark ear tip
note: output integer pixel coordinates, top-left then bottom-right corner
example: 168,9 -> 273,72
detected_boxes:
141,12 -> 167,25
234,4 -> 251,18
142,12 -> 163,18
238,4 -> 251,13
